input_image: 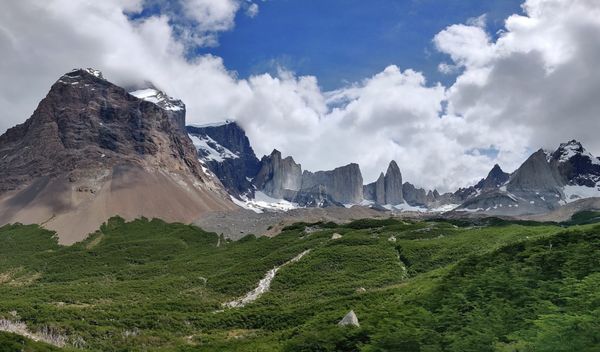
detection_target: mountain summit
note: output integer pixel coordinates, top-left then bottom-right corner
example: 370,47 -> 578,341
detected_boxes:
0,69 -> 234,243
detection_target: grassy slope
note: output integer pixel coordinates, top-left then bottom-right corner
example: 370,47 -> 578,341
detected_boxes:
0,216 -> 598,351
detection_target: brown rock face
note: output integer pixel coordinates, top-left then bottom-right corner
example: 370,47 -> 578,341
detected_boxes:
0,69 -> 234,243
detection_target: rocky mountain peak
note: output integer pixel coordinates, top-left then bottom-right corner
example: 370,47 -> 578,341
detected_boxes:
475,163 -> 510,191
384,160 -> 403,204
363,160 -> 403,205
129,86 -> 186,131
81,68 -> 104,79
508,149 -> 563,192
254,149 -> 302,199
0,69 -> 233,243
186,120 -> 261,198
552,139 -> 585,162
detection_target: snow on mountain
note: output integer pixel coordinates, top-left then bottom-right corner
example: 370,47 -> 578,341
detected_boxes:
553,140 -> 599,164
230,191 -> 299,214
188,120 -> 235,129
189,134 -> 240,162
82,68 -> 103,79
130,88 -> 184,112
563,184 -> 600,203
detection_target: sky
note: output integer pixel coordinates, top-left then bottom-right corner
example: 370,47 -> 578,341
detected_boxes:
2,0 -> 600,192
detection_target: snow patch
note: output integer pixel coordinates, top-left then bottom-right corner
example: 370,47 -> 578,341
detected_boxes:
456,207 -> 484,213
130,88 -> 184,111
83,68 -> 103,78
563,184 -> 600,203
230,191 -> 298,213
188,120 -> 234,128
189,134 -> 239,162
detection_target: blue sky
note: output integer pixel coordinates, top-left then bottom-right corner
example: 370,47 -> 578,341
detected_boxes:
196,0 -> 524,90
6,0 -> 598,190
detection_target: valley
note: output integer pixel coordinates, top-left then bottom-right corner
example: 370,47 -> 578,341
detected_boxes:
1,214 -> 599,351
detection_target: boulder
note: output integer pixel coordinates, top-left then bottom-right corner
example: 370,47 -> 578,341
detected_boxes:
338,310 -> 359,327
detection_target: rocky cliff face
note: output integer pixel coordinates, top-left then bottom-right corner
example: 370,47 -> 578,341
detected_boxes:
363,161 -> 403,205
550,140 -> 600,188
253,149 -> 302,199
402,182 -> 429,206
384,161 -> 403,204
301,163 -> 364,204
364,173 -> 385,205
508,150 -> 564,193
186,121 -> 261,198
477,164 -> 510,191
129,86 -> 186,131
0,68 -> 233,243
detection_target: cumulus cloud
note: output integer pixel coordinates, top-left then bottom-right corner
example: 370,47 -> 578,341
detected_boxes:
440,0 -> 600,166
1,0 -> 600,192
181,0 -> 240,32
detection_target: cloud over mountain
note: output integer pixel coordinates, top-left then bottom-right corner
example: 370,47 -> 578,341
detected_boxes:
1,0 -> 599,191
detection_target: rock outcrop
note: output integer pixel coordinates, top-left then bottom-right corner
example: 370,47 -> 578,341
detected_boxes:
508,149 -> 563,193
402,182 -> 429,206
0,68 -> 234,244
253,149 -> 303,199
364,161 -> 403,205
301,163 -> 364,204
129,86 -> 186,131
384,160 -> 403,204
187,121 -> 261,198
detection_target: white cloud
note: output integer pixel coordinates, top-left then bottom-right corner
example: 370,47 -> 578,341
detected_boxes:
181,0 -> 240,32
440,0 -> 600,169
466,14 -> 487,28
246,3 -> 259,18
1,0 -> 600,193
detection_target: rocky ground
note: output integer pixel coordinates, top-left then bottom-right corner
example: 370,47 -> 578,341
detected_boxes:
195,206 -> 391,240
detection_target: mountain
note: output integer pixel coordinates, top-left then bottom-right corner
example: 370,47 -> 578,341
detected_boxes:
364,173 -> 386,204
186,121 -> 261,198
458,140 -> 600,215
129,86 -> 186,131
301,163 -> 364,204
0,68 -> 234,244
364,161 -> 404,205
254,149 -> 303,200
171,115 -> 600,215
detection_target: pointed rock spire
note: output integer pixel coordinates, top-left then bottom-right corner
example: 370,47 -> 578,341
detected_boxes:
384,160 -> 403,205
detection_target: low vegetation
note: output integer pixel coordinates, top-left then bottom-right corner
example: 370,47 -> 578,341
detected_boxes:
0,214 -> 598,351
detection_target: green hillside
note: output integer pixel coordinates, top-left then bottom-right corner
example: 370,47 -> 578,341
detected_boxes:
0,216 -> 598,351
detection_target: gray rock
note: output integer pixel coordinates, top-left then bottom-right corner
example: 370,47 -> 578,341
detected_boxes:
364,161 -> 403,205
384,160 -> 403,204
338,310 -> 359,327
301,163 -> 363,204
402,182 -> 429,206
187,121 -> 261,198
508,149 -> 564,193
456,141 -> 600,214
254,150 -> 302,200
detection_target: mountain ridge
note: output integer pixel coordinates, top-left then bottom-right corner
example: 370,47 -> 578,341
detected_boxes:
0,68 -> 234,243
